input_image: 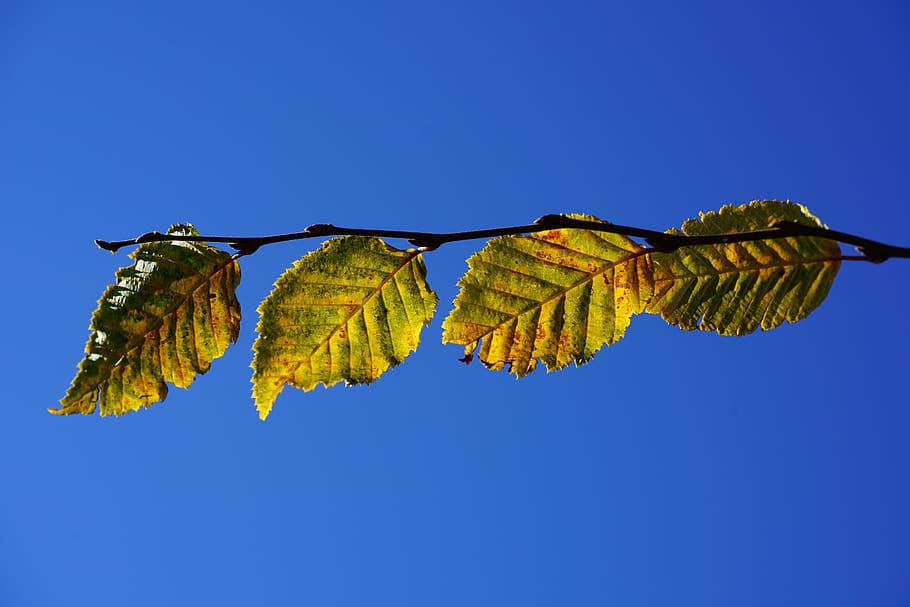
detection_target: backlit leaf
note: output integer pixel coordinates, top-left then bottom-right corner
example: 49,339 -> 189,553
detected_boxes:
53,225 -> 241,416
251,236 -> 438,420
647,200 -> 841,335
442,215 -> 653,376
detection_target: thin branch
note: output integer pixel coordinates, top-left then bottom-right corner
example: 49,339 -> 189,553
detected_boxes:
95,215 -> 910,262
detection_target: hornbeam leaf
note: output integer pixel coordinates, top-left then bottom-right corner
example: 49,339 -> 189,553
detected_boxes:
251,236 -> 438,420
53,225 -> 241,416
647,200 -> 841,335
442,215 -> 653,376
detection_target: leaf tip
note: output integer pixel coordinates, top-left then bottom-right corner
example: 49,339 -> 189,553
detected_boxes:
252,380 -> 278,421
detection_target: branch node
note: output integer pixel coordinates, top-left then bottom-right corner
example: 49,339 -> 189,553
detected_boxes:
136,231 -> 165,244
533,214 -> 562,227
856,246 -> 888,263
305,223 -> 335,236
645,233 -> 685,252
229,241 -> 260,255
409,235 -> 442,250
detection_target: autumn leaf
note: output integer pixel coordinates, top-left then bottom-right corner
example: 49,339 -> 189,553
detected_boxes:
54,225 -> 241,416
647,200 -> 841,335
251,236 -> 438,419
441,215 -> 653,376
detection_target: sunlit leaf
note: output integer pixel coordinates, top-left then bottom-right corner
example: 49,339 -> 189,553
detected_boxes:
251,236 -> 438,420
647,200 -> 841,335
442,215 -> 653,376
53,225 -> 241,416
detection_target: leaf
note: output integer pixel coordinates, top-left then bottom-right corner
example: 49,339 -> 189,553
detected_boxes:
54,225 -> 241,416
646,200 -> 841,335
441,215 -> 653,376
251,236 -> 438,420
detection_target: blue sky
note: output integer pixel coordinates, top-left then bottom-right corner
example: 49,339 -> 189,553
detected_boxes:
2,1 -> 909,605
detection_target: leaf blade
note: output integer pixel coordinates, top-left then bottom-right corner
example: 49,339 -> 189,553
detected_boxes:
442,215 -> 653,376
647,200 -> 841,335
54,225 -> 242,416
251,236 -> 438,420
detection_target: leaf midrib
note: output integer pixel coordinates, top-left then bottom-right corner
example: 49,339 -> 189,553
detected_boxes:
82,254 -> 236,403
652,253 -> 842,283
280,249 -> 422,385
465,245 -> 650,341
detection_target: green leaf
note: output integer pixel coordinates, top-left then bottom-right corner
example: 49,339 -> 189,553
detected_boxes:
646,200 -> 841,335
251,236 -> 438,420
54,225 -> 241,416
442,215 -> 653,376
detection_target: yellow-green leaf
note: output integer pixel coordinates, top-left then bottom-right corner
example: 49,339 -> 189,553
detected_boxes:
442,215 -> 653,376
647,200 -> 841,335
251,236 -> 438,419
54,225 -> 241,416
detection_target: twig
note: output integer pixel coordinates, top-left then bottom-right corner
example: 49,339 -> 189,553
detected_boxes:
95,215 -> 910,262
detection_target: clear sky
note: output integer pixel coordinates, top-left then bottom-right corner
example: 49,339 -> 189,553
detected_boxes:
2,1 -> 909,605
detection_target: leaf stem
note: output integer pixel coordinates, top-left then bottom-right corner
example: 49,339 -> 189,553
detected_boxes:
95,215 -> 910,262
